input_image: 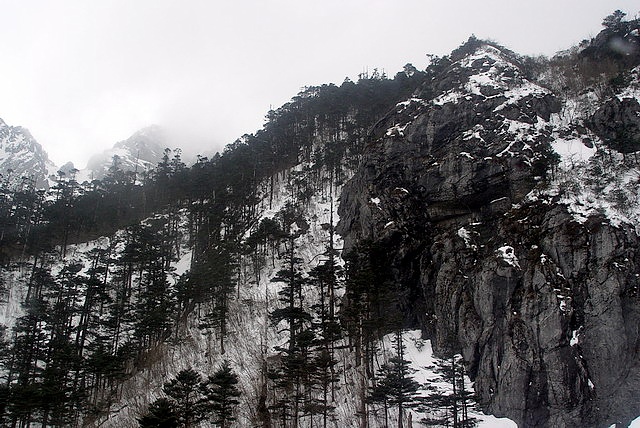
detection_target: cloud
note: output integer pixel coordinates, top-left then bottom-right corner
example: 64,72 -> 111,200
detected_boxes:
0,0 -> 631,167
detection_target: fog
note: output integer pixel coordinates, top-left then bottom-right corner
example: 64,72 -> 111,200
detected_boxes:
0,0 -> 634,167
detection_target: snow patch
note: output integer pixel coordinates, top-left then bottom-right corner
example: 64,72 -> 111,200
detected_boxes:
432,90 -> 464,106
570,329 -> 580,346
378,330 -> 517,427
395,97 -> 425,112
173,250 -> 192,277
477,415 -> 518,428
551,136 -> 597,165
457,227 -> 477,251
386,123 -> 408,137
497,245 -> 520,268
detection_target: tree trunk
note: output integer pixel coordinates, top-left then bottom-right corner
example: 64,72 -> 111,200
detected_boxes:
359,364 -> 368,428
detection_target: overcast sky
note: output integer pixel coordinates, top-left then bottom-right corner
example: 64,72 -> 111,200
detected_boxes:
0,1 -> 637,167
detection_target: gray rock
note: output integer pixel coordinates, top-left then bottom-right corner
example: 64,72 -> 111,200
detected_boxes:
589,97 -> 640,153
337,42 -> 640,427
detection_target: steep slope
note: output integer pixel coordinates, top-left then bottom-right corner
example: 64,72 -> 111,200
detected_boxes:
338,40 -> 640,427
2,17 -> 640,428
0,73 -> 433,427
0,117 -> 57,189
92,161 -> 513,428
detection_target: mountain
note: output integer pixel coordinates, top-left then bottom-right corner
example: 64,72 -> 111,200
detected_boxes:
78,125 -> 168,182
1,11 -> 640,428
0,117 -> 56,189
339,37 -> 640,427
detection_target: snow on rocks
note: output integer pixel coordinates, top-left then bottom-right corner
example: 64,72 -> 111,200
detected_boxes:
629,415 -> 640,428
457,226 -> 478,251
570,329 -> 580,346
616,65 -> 640,102
497,245 -> 520,268
395,97 -> 426,113
385,123 -> 408,137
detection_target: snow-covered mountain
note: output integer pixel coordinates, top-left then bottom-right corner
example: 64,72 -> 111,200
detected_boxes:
0,117 -> 56,189
0,119 -> 171,189
338,36 -> 640,427
1,12 -> 640,428
77,125 -> 168,182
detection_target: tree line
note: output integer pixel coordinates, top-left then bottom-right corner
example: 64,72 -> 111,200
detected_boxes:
0,60 -> 485,427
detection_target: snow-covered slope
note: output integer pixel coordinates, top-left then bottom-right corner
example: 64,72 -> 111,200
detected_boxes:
0,117 -> 57,189
95,161 -> 346,426
542,64 -> 640,231
2,23 -> 640,427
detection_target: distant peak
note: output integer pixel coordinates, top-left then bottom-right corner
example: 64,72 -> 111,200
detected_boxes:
114,125 -> 167,150
82,124 -> 170,181
131,124 -> 164,138
0,116 -> 56,189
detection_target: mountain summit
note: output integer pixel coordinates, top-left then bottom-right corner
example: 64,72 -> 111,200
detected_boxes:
340,38 -> 640,427
0,117 -> 56,189
79,125 -> 168,181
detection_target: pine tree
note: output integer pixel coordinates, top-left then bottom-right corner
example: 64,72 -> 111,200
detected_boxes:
196,242 -> 238,355
163,368 -> 206,428
138,398 -> 179,428
307,256 -> 342,427
6,267 -> 52,427
269,204 -> 312,353
201,360 -> 241,428
368,331 -> 419,428
602,10 -> 626,29
267,204 -> 316,427
0,383 -> 8,426
419,355 -> 476,428
39,262 -> 85,426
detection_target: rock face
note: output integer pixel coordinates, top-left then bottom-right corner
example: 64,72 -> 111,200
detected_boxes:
589,96 -> 640,153
0,117 -> 56,189
338,42 -> 640,427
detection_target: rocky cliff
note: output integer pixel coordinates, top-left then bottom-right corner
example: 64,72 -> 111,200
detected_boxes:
338,41 -> 640,427
2,18 -> 640,428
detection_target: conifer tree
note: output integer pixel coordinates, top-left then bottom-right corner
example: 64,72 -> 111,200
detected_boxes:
368,331 -> 419,428
6,266 -> 53,427
307,256 -> 342,427
163,368 -> 206,428
197,242 -> 239,355
267,203 -> 316,427
201,360 -> 241,428
138,398 -> 179,428
419,355 -> 476,428
39,262 -> 85,426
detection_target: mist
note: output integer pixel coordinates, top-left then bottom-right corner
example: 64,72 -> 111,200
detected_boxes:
0,0 -> 633,167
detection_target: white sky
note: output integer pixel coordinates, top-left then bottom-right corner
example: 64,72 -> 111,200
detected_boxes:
0,1 -> 637,168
